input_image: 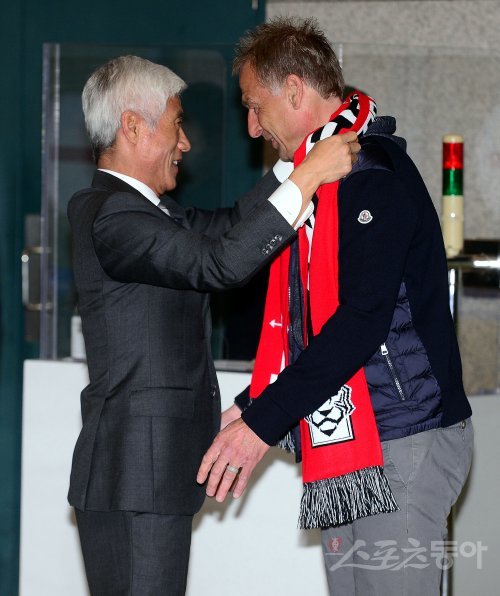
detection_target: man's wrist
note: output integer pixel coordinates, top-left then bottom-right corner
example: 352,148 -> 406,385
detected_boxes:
234,386 -> 252,412
241,394 -> 295,447
269,159 -> 316,229
293,201 -> 314,228
268,179 -> 303,228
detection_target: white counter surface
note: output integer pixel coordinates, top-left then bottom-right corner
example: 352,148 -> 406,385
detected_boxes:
20,360 -> 326,596
20,359 -> 499,595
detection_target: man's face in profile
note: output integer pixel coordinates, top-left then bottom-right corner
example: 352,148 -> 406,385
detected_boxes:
239,62 -> 306,161
137,95 -> 191,195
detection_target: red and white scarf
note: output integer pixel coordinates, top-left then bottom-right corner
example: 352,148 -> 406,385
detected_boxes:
250,93 -> 398,529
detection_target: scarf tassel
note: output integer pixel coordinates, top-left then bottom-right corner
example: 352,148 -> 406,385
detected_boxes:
298,466 -> 399,530
277,431 -> 296,453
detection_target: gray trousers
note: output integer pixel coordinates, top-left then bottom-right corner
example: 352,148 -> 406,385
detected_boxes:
321,419 -> 473,596
75,509 -> 192,596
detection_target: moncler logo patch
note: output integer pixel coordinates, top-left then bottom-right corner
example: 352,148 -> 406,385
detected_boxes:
358,210 -> 373,224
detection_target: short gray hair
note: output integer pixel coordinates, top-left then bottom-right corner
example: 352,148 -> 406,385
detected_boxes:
82,55 -> 186,161
234,16 -> 344,100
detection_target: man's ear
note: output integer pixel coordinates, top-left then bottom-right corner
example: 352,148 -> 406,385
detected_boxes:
285,74 -> 304,110
121,111 -> 142,144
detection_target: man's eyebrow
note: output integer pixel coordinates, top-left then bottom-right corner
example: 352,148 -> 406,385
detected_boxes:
241,95 -> 252,108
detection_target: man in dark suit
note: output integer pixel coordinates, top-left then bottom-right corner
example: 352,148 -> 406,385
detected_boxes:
68,54 -> 359,595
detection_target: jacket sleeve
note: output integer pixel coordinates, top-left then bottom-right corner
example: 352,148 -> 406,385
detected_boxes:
92,191 -> 294,292
242,169 -> 420,445
183,169 -> 281,237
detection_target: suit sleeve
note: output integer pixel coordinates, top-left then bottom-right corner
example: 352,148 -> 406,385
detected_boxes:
242,169 -> 420,445
92,191 -> 294,291
184,169 -> 281,236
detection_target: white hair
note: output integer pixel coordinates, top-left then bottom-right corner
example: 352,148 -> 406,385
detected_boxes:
82,55 -> 186,161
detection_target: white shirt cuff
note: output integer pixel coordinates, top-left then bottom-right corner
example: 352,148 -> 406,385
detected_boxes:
268,178 -> 313,230
272,159 -> 295,183
294,201 -> 314,229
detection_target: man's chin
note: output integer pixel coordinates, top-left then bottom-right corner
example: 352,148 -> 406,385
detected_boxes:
163,177 -> 177,193
278,150 -> 293,162
273,143 -> 294,162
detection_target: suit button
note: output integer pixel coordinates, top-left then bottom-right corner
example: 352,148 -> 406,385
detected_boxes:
261,248 -> 269,255
211,385 -> 217,398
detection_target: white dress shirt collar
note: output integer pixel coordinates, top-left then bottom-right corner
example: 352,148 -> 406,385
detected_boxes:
98,169 -> 160,207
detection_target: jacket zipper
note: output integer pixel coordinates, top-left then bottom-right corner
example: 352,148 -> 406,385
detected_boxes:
380,342 -> 407,401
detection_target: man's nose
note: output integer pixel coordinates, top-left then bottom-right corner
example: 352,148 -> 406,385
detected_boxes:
179,128 -> 191,152
247,110 -> 263,138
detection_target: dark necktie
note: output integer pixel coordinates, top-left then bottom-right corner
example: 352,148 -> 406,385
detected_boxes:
158,197 -> 185,226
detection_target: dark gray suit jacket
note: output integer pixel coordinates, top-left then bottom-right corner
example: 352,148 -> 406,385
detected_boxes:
67,170 -> 291,515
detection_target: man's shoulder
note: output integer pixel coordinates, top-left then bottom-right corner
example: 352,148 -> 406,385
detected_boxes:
347,135 -> 400,179
339,134 -> 419,209
339,137 -> 400,203
68,184 -> 104,215
69,170 -> 147,204
68,170 -> 113,209
68,175 -> 154,220
67,184 -> 114,222
339,133 -> 433,228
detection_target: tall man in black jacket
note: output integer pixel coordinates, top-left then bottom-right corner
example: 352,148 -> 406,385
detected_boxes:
68,54 -> 359,595
198,18 -> 473,596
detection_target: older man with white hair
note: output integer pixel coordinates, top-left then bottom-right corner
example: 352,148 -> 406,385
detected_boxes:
67,54 -> 359,595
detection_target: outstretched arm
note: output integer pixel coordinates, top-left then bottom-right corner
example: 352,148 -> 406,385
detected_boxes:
185,131 -> 360,235
197,168 -> 416,502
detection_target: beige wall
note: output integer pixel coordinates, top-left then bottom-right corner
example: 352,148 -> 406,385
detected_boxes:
267,1 -> 500,395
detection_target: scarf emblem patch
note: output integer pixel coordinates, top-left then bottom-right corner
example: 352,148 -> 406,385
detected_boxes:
358,209 -> 373,224
306,385 -> 355,446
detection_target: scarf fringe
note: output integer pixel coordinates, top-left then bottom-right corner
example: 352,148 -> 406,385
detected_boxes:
298,466 -> 399,529
277,432 -> 296,453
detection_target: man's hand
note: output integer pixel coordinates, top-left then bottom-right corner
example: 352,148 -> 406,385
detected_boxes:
299,130 -> 360,185
197,418 -> 270,502
220,403 -> 242,430
289,131 -> 360,225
